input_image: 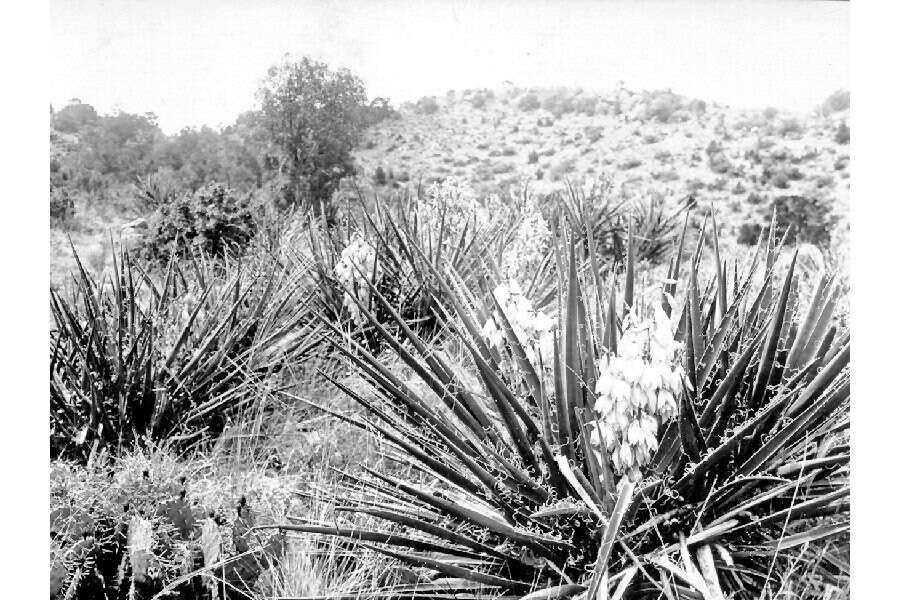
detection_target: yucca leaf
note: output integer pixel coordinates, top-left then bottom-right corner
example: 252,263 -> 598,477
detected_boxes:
358,543 -> 531,591
623,216 -> 634,316
678,379 -> 707,464
587,479 -> 635,596
269,523 -> 484,559
521,584 -> 587,600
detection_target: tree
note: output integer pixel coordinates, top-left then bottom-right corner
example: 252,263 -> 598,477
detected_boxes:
256,56 -> 368,214
53,99 -> 99,133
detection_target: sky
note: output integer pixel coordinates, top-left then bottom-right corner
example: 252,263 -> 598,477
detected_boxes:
50,0 -> 849,135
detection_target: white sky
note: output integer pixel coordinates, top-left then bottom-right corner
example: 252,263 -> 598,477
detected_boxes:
50,0 -> 849,134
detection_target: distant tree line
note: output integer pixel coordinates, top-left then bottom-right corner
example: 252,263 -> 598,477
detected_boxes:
50,55 -> 399,219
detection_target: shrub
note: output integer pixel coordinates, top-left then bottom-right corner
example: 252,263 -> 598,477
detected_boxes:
834,121 -> 850,145
299,215 -> 849,598
820,89 -> 850,116
775,117 -> 805,137
575,95 -> 599,115
362,96 -> 400,126
619,157 -> 642,170
737,221 -> 763,245
518,93 -> 541,112
543,93 -> 575,118
527,150 -> 540,164
50,184 -> 75,226
374,166 -> 387,185
414,96 -> 439,115
644,90 -> 683,123
142,183 -> 257,262
706,140 -> 734,174
772,194 -> 834,246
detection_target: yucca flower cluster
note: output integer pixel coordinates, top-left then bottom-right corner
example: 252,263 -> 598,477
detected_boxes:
421,177 -> 487,237
481,281 -> 555,367
591,303 -> 686,482
333,233 -> 381,326
501,199 -> 551,282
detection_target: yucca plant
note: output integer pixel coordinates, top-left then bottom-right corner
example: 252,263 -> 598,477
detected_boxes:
280,207 -> 849,598
50,242 -> 321,461
553,179 -> 692,268
301,187 -> 509,353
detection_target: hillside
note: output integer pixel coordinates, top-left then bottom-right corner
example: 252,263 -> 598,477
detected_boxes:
50,86 -> 850,290
353,86 -> 849,254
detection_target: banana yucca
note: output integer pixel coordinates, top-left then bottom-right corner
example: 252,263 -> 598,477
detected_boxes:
50,242 -> 320,460
284,208 -> 849,599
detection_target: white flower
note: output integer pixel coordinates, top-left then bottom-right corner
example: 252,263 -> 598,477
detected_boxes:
611,378 -> 632,403
586,300 -> 686,479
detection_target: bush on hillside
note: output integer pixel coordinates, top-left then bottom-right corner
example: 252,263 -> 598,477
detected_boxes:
772,194 -> 834,246
373,166 -> 388,186
141,183 -> 257,263
821,89 -> 850,116
835,121 -> 850,145
50,184 -> 75,226
518,93 -> 541,112
414,96 -> 440,115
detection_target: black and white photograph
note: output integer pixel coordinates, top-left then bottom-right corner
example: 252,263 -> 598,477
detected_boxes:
6,0 -> 891,597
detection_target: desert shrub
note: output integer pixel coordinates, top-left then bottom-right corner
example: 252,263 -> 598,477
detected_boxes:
362,97 -> 400,126
775,117 -> 805,137
584,125 -> 604,143
736,221 -> 763,245
374,166 -> 387,186
687,98 -> 707,116
575,95 -> 599,115
706,140 -> 733,175
518,93 -> 541,112
619,157 -> 642,170
414,96 -> 439,115
834,121 -> 850,145
50,184 -> 75,226
303,215 -> 849,598
470,92 -> 488,109
643,90 -> 683,123
49,248 -> 317,462
747,191 -> 765,205
527,150 -> 540,164
771,194 -> 834,246
770,172 -> 790,189
820,89 -> 850,116
141,183 -> 257,263
543,93 -> 575,118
